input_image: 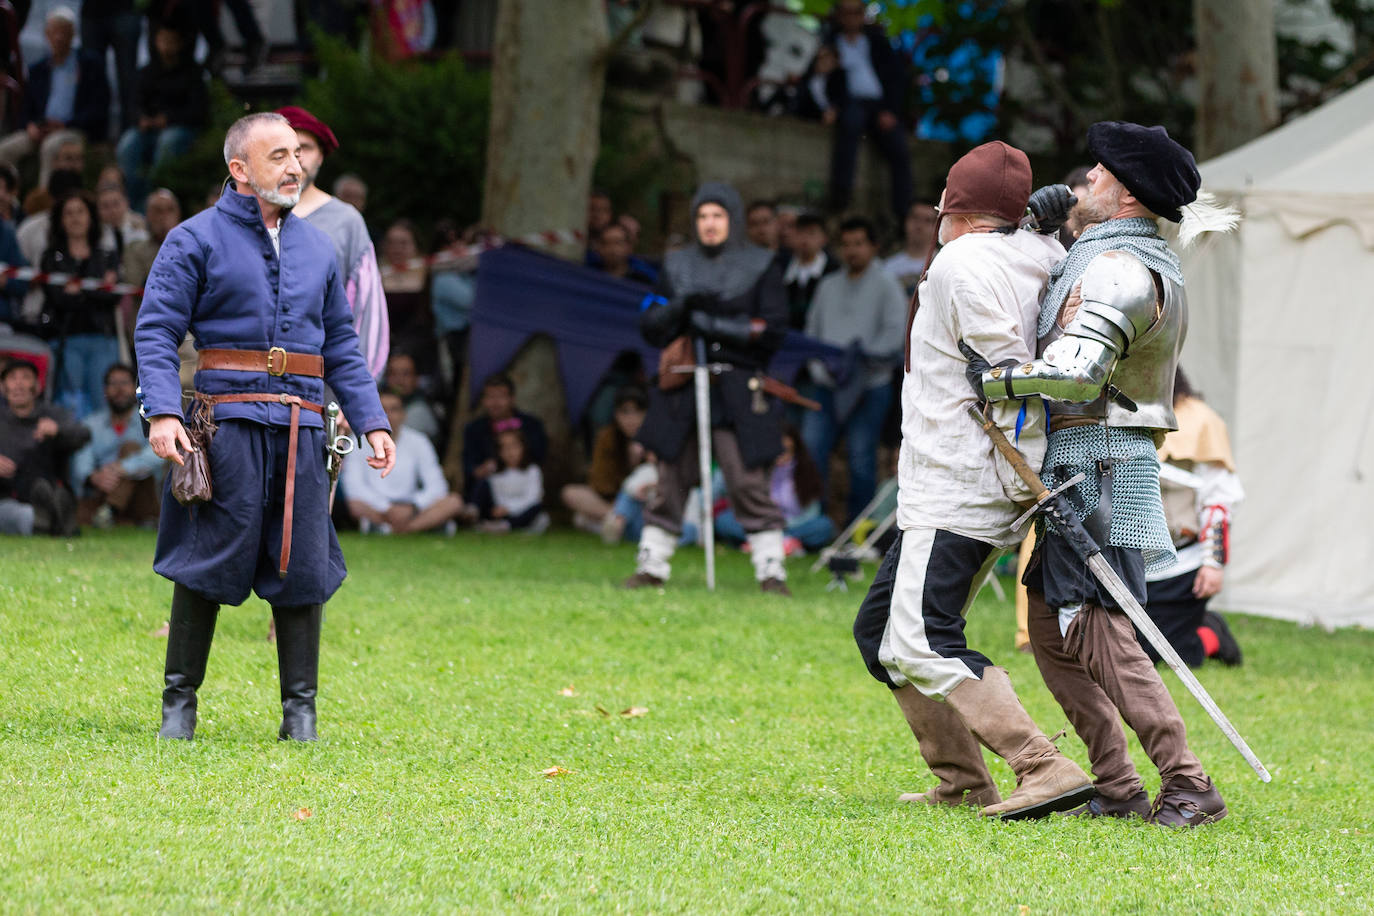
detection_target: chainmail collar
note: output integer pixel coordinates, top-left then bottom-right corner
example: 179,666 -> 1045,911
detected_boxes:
1038,217 -> 1184,338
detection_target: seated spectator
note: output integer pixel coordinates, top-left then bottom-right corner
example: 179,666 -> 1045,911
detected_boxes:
461,373 -> 547,502
0,192 -> 26,326
381,218 -> 437,376
68,363 -> 162,527
562,385 -> 648,540
802,216 -> 905,521
781,211 -> 837,329
472,427 -> 548,533
383,351 -> 441,446
819,0 -> 912,222
96,181 -> 149,257
333,174 -> 368,214
1140,369 -> 1246,667
0,358 -> 89,536
341,390 -> 468,534
115,24 -> 209,209
587,188 -> 614,243
0,162 -> 21,227
746,199 -> 780,252
430,224 -> 478,397
122,188 -> 181,289
595,222 -> 654,285
794,43 -> 842,122
41,191 -> 122,416
17,165 -> 85,266
716,424 -> 835,554
776,204 -> 800,258
0,9 -> 110,170
883,198 -> 937,295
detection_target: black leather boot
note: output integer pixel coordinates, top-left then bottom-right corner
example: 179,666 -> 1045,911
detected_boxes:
273,603 -> 322,741
159,584 -> 220,739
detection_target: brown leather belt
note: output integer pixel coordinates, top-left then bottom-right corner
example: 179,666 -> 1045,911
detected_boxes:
198,362 -> 325,578
199,347 -> 324,378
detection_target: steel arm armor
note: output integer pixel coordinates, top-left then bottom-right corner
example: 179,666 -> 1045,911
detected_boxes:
979,251 -> 1158,406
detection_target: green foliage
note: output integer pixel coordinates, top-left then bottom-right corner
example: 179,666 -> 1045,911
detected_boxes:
299,35 -> 490,240
148,37 -> 490,241
2,530 -> 1372,911
792,0 -> 947,33
1277,0 -> 1374,112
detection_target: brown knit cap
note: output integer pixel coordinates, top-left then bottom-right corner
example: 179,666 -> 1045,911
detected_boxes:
940,140 -> 1033,224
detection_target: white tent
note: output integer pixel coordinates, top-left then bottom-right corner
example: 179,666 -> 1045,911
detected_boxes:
1180,78 -> 1374,629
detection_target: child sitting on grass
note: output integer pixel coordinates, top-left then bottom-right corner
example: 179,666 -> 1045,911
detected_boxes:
473,427 -> 548,533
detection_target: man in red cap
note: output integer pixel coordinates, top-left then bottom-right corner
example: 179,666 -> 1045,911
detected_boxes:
277,105 -> 389,381
852,140 -> 1095,820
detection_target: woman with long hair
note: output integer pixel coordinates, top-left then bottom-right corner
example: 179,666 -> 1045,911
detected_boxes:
42,191 -> 121,416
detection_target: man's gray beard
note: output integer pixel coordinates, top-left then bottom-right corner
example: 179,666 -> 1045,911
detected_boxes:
1069,187 -> 1121,230
249,176 -> 300,209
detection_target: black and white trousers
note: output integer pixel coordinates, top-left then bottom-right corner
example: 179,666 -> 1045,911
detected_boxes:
853,528 -> 1004,699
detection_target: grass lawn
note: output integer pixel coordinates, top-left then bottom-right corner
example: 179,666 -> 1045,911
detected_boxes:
1,529 -> 1370,914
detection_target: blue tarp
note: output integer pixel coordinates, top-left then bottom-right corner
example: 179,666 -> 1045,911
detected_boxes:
468,246 -> 847,425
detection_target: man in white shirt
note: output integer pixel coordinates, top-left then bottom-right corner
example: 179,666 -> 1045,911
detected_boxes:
851,141 -> 1093,820
342,391 -> 467,534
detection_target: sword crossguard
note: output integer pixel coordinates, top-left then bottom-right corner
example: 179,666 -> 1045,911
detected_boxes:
1011,472 -> 1086,532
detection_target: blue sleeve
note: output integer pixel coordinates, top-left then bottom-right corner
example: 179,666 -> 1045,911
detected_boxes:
320,259 -> 389,436
133,227 -> 202,420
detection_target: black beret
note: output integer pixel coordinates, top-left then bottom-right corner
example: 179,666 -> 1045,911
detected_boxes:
1087,121 -> 1200,222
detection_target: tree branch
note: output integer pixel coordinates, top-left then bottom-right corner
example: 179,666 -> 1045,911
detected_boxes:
1009,6 -> 1092,128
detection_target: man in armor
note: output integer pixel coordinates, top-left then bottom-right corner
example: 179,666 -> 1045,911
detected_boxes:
853,141 -> 1094,820
626,181 -> 792,594
969,121 -> 1228,826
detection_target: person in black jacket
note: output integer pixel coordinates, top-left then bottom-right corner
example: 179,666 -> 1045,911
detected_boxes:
115,25 -> 210,209
41,191 -> 121,418
625,181 -> 792,595
0,8 -> 111,168
820,0 -> 913,222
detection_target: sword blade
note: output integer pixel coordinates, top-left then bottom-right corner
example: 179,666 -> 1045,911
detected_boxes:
1083,551 -> 1271,782
694,344 -> 715,591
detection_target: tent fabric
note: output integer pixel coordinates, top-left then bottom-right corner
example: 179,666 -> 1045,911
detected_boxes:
1181,78 -> 1374,629
467,246 -> 846,426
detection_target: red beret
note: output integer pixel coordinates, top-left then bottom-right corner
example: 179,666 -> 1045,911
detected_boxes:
276,106 -> 339,156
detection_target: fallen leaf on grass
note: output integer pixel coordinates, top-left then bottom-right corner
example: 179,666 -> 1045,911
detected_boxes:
619,706 -> 649,718
541,766 -> 571,778
291,807 -> 313,821
595,705 -> 610,717
558,686 -> 577,697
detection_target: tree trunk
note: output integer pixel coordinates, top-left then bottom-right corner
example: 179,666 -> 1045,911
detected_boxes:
476,1 -> 609,513
1194,0 -> 1279,159
482,0 -> 609,257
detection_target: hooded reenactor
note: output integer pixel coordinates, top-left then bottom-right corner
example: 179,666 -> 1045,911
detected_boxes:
972,121 -> 1232,826
136,113 -> 395,742
624,181 -> 792,594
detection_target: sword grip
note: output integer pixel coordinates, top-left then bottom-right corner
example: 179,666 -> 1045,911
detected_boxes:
967,404 -> 1049,500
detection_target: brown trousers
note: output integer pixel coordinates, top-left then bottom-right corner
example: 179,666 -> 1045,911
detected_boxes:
1026,588 -> 1208,799
644,428 -> 783,535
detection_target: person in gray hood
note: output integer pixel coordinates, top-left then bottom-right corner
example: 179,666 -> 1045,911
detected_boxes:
626,181 -> 793,594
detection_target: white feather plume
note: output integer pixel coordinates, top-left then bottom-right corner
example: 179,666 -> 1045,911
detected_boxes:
1160,191 -> 1241,250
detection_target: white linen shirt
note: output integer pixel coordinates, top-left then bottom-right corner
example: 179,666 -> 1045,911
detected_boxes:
896,229 -> 1065,547
341,426 -> 448,512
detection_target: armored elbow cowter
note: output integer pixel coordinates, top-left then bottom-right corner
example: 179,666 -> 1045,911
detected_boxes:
980,250 -> 1186,431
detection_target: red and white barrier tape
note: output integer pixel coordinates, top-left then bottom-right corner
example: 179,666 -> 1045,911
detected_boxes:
0,263 -> 143,296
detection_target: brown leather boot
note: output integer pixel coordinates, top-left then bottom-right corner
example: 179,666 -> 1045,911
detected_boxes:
891,685 -> 1000,808
622,572 -> 666,589
1147,777 -> 1227,827
1065,789 -> 1151,819
945,666 -> 1095,820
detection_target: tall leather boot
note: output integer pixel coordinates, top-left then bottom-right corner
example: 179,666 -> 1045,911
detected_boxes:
945,666 -> 1094,820
273,603 -> 322,741
891,685 -> 1001,808
159,584 -> 220,740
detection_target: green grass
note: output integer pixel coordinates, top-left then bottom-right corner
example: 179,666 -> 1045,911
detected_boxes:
1,530 -> 1370,914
